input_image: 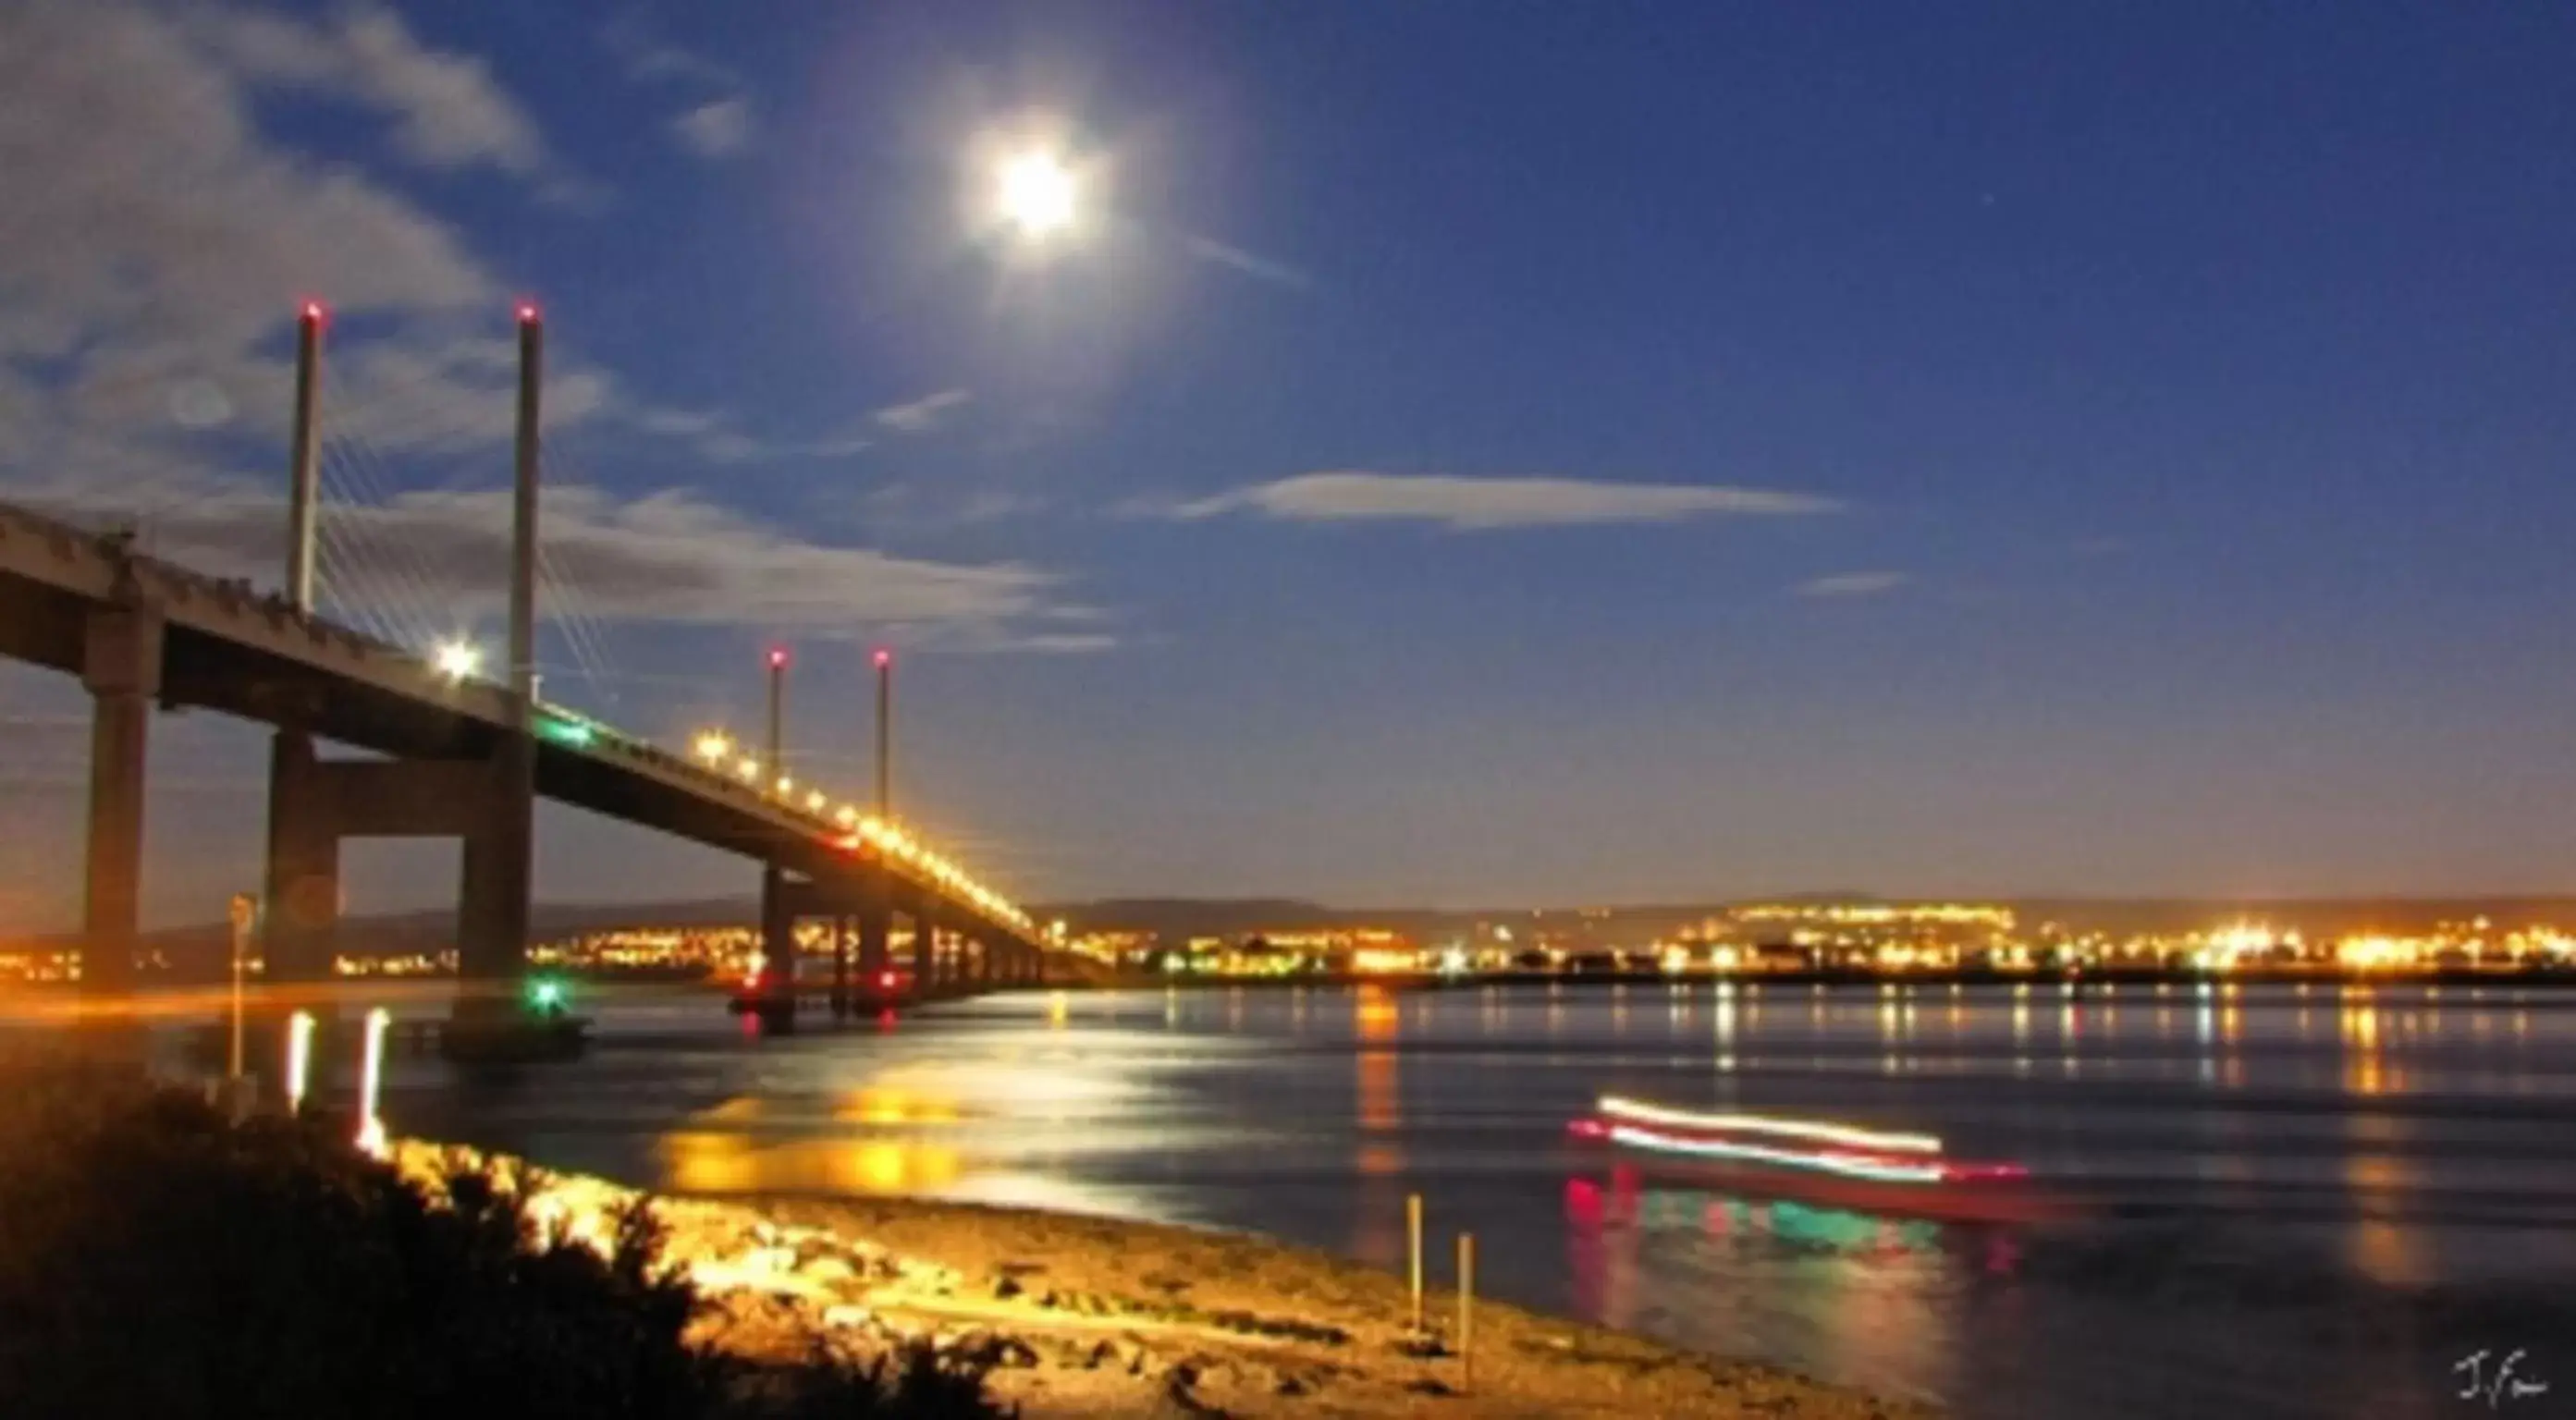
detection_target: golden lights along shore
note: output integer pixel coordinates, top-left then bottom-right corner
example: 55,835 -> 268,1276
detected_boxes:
685,729 -> 1032,934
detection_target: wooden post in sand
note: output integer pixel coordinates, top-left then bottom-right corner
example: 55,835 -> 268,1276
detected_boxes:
1457,1232 -> 1476,1392
1406,1193 -> 1424,1329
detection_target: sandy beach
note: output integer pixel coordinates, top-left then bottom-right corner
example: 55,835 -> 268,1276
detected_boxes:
393,1140 -> 1935,1419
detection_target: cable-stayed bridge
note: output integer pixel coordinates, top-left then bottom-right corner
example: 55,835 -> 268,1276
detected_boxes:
0,305 -> 1056,1055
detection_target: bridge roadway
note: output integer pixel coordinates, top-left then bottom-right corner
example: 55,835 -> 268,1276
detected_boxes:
0,496 -> 1052,1040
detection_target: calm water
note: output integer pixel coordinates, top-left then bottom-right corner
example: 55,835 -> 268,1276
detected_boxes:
390,981 -> 2576,1419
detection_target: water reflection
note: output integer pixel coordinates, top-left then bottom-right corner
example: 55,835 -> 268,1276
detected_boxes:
1352,985 -> 1405,1259
1567,1170 -> 1961,1408
423,984 -> 2576,1420
663,1116 -> 964,1195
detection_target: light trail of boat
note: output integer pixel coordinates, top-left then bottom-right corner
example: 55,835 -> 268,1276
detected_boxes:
1596,1096 -> 1944,1156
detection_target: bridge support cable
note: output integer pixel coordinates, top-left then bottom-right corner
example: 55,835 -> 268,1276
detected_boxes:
528,443 -> 619,710
320,422 -> 470,643
304,500 -> 411,650
313,444 -> 443,651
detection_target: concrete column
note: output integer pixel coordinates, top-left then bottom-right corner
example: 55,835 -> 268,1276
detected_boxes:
755,865 -> 798,1027
829,915 -> 851,1020
263,729 -> 340,989
80,606 -> 161,998
284,303 -> 323,615
912,903 -> 939,991
454,738 -> 534,1018
857,900 -> 890,998
455,302 -> 543,1027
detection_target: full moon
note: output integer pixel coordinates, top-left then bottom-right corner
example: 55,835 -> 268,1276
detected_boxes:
997,151 -> 1075,237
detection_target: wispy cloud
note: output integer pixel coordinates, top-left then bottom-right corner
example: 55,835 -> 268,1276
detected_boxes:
872,388 -> 972,434
625,404 -> 872,464
670,97 -> 753,159
189,1 -> 590,201
0,3 -> 1079,649
602,14 -> 754,162
1795,570 -> 1909,598
16,471 -> 1084,641
600,12 -> 738,88
1150,471 -> 1840,531
1183,235 -> 1312,290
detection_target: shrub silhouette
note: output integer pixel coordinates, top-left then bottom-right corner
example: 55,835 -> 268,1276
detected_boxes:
0,1047 -> 1006,1419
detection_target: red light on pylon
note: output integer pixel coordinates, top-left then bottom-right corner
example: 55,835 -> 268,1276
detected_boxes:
299,300 -> 326,324
767,647 -> 790,669
515,300 -> 540,324
872,648 -> 891,669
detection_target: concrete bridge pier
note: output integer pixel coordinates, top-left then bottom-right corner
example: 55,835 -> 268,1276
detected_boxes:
263,728 -> 542,1058
754,864 -> 799,1030
911,898 -> 943,991
857,902 -> 890,1000
80,602 -> 163,1004
828,915 -> 851,1020
452,730 -> 534,1032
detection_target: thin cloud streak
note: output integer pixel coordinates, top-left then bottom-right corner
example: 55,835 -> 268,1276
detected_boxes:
1154,471 -> 1841,531
1795,570 -> 1909,598
1183,234 -> 1312,290
872,388 -> 971,434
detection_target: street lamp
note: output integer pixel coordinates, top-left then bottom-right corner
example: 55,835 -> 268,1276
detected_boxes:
433,640 -> 482,680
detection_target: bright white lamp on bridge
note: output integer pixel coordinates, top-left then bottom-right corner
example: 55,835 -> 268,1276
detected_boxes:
693,731 -> 732,762
998,151 -> 1077,238
433,640 -> 482,680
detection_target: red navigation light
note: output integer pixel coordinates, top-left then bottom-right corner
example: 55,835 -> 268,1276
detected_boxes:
872,648 -> 891,669
767,647 -> 790,669
877,971 -> 896,989
299,300 -> 326,324
515,300 -> 540,324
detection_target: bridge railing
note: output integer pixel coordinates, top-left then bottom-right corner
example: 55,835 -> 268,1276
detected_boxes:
530,700 -> 1034,942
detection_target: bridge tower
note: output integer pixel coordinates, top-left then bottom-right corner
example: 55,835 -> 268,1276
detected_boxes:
260,302 -> 546,1058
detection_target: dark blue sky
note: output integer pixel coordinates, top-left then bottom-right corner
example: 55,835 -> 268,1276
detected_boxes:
5,2 -> 2576,927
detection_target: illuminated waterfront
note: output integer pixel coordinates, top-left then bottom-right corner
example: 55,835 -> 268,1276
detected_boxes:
381,981 -> 2576,1420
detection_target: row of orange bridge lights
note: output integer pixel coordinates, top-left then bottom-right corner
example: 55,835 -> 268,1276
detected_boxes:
684,649 -> 1032,935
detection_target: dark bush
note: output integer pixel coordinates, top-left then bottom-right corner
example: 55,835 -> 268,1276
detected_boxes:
0,1047 -> 1008,1420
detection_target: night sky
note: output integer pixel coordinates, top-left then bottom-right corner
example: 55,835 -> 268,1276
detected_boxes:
5,2 -> 2575,932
